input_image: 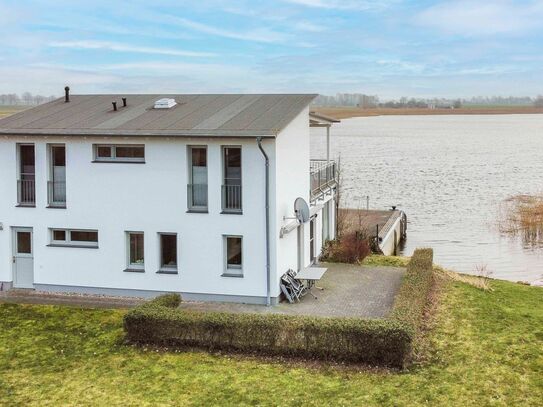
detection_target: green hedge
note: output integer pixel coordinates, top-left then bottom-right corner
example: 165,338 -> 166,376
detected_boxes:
125,303 -> 411,367
124,249 -> 434,368
389,248 -> 434,331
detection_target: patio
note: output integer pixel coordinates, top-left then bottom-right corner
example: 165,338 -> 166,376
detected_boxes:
179,263 -> 406,318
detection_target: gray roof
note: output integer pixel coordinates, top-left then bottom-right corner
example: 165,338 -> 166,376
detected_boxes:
0,94 -> 317,138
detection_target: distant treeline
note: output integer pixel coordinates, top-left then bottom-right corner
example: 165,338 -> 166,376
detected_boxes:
314,93 -> 543,108
0,93 -> 57,106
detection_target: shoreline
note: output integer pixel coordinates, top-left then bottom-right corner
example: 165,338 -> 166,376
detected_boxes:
313,106 -> 543,119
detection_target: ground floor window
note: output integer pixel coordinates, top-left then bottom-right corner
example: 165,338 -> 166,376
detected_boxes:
126,232 -> 144,271
159,233 -> 177,273
223,235 -> 243,277
49,229 -> 98,248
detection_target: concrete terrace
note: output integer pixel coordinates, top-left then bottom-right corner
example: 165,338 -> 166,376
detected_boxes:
179,263 -> 405,318
0,264 -> 405,318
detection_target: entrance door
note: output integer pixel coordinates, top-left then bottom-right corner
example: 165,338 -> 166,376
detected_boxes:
309,219 -> 316,263
12,227 -> 34,288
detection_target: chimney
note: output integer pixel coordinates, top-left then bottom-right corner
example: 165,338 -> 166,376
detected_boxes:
122,97 -> 127,107
112,101 -> 117,111
64,86 -> 70,103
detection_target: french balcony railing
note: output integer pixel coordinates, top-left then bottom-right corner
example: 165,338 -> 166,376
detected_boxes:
222,183 -> 242,213
187,183 -> 208,211
47,181 -> 66,207
17,178 -> 35,206
310,160 -> 337,201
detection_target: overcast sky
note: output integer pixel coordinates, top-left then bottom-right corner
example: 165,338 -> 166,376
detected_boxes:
1,0 -> 543,98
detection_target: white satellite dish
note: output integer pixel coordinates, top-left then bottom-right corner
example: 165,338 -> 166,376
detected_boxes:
294,197 -> 310,223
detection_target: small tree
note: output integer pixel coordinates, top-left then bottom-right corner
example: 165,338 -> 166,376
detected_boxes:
534,95 -> 543,108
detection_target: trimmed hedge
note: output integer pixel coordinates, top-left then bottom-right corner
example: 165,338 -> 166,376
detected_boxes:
124,248 -> 434,368
389,248 -> 434,331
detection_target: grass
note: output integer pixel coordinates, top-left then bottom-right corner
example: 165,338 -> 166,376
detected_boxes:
0,105 -> 28,118
363,254 -> 410,267
1,280 -> 542,406
312,106 -> 543,119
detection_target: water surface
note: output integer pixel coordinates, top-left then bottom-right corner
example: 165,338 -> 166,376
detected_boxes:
311,114 -> 543,283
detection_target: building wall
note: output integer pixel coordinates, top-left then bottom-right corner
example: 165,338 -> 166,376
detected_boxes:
0,136 -> 277,302
274,107 -> 311,283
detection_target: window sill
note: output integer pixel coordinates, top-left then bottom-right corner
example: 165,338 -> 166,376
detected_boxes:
15,204 -> 36,208
46,205 -> 67,209
186,209 -> 209,214
91,160 -> 145,164
124,268 -> 145,273
47,244 -> 99,249
221,272 -> 244,278
220,211 -> 243,215
156,269 -> 178,275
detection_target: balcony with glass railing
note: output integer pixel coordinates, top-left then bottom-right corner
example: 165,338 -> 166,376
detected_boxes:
187,183 -> 208,211
310,159 -> 337,202
47,181 -> 66,208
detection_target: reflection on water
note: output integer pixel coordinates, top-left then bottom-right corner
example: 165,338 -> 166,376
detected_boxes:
311,114 -> 543,283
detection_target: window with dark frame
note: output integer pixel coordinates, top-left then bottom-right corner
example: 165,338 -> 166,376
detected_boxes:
48,144 -> 66,207
49,229 -> 98,248
160,234 -> 177,271
224,236 -> 242,276
93,145 -> 145,162
127,232 -> 144,270
17,144 -> 36,206
188,146 -> 208,210
222,147 -> 242,212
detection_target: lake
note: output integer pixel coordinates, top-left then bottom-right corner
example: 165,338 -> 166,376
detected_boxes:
311,114 -> 543,283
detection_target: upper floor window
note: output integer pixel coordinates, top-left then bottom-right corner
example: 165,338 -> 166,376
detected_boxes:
49,228 -> 98,248
17,144 -> 35,207
47,144 -> 66,208
93,144 -> 145,163
187,146 -> 208,211
222,146 -> 242,213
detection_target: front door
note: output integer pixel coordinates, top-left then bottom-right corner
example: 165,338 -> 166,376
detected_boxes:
12,227 -> 34,288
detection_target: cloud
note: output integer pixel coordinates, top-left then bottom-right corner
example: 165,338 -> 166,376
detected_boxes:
48,40 -> 216,57
283,0 -> 396,11
159,15 -> 288,43
415,1 -> 543,36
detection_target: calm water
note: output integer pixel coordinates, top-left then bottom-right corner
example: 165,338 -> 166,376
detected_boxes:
311,114 -> 543,283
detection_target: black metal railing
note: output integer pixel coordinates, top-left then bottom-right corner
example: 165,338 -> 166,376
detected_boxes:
47,181 -> 66,207
310,160 -> 337,199
187,183 -> 208,210
17,177 -> 35,206
222,184 -> 242,212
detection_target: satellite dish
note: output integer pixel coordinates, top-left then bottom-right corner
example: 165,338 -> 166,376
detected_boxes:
294,197 -> 310,223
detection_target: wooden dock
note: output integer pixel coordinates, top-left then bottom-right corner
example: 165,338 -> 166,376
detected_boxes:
339,208 -> 407,255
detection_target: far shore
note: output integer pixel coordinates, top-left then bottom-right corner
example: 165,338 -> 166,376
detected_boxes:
313,106 -> 543,119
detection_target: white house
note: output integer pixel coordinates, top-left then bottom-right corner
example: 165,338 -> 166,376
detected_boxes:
0,90 -> 338,305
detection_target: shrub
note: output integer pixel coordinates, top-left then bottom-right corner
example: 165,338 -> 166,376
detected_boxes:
147,293 -> 182,308
389,248 -> 434,331
320,232 -> 371,263
124,296 -> 412,368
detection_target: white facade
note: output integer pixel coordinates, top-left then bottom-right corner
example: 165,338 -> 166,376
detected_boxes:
0,107 -> 336,304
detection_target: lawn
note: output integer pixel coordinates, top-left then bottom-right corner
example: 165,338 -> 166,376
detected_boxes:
1,279 -> 542,406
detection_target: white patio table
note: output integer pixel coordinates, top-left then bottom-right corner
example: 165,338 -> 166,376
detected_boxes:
294,267 -> 327,299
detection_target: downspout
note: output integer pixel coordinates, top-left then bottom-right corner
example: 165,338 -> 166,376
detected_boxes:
257,137 -> 271,306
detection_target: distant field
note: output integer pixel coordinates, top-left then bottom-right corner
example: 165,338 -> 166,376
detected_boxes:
313,106 -> 543,120
0,105 -> 29,118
